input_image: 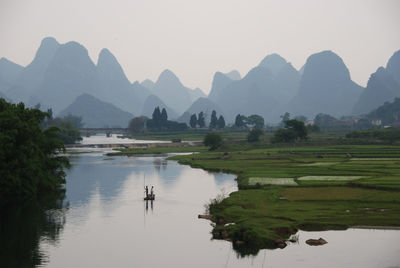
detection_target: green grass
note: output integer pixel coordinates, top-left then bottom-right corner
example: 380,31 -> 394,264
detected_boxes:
170,144 -> 400,254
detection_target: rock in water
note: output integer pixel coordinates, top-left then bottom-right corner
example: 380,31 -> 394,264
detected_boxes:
306,238 -> 328,246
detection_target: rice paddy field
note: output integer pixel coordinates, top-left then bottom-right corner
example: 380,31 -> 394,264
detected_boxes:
170,144 -> 400,253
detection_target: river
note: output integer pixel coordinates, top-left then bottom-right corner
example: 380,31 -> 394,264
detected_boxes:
3,138 -> 399,267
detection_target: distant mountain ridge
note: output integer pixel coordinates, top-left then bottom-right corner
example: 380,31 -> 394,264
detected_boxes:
353,50 -> 400,115
59,93 -> 133,128
289,50 -> 363,118
1,36 -> 399,124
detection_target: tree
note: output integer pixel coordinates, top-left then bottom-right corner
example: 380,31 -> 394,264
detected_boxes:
280,112 -> 290,127
247,128 -> 263,142
209,110 -> 218,129
217,115 -> 225,129
204,132 -> 223,151
272,128 -> 297,143
198,111 -> 205,128
42,116 -> 82,144
247,114 -> 264,129
152,107 -> 161,127
128,116 -> 148,133
62,113 -> 84,128
235,114 -> 246,128
285,119 -> 308,140
294,115 -> 307,122
0,99 -> 69,204
190,114 -> 197,128
160,108 -> 168,126
272,119 -> 308,143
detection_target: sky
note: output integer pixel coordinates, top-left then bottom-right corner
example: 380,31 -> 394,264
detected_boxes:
0,0 -> 399,94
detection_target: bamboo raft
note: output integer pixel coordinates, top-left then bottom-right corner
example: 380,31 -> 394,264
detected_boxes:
144,194 -> 155,201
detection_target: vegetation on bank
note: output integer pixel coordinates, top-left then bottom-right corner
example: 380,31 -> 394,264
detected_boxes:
170,144 -> 400,255
0,99 -> 69,208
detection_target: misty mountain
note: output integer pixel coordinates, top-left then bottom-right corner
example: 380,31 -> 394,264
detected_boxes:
140,79 -> 155,91
0,57 -> 23,85
4,37 -> 151,115
178,97 -> 224,124
31,41 -> 98,113
95,48 -> 150,115
387,50 -> 400,85
6,37 -> 60,103
353,51 -> 400,115
188,87 -> 206,102
289,50 -> 363,118
59,93 -> 133,128
141,94 -> 179,119
224,70 -> 241,81
208,70 -> 242,102
258,53 -> 288,76
208,72 -> 234,102
149,69 -> 193,114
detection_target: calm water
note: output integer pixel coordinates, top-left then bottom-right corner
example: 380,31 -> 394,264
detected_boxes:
4,145 -> 399,267
79,133 -> 171,144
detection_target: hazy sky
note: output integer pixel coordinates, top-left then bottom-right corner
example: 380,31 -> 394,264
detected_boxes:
0,0 -> 399,94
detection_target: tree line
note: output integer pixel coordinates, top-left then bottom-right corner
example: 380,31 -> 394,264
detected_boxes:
0,98 -> 70,207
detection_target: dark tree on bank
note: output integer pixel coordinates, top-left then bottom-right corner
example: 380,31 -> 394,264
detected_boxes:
209,110 -> 218,129
161,108 -> 168,125
128,116 -> 148,133
234,114 -> 246,128
198,111 -> 206,128
204,132 -> 223,151
0,99 -> 69,205
147,107 -> 187,131
217,115 -> 225,129
152,106 -> 161,126
190,114 -> 197,128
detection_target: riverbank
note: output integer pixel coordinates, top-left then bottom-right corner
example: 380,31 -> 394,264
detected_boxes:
169,144 -> 400,254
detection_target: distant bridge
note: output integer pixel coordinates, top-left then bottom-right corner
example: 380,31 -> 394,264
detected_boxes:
79,128 -> 128,134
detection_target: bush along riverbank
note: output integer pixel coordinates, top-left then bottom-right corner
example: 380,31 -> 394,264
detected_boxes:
170,144 -> 400,256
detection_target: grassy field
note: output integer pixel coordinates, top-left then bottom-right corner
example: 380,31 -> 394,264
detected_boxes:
127,130 -> 253,141
169,144 -> 400,254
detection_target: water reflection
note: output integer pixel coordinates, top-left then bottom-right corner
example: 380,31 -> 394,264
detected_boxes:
0,192 -> 67,268
11,150 -> 399,268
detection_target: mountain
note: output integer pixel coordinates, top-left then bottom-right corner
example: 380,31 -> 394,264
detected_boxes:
188,87 -> 206,103
386,50 -> 400,85
208,72 -> 234,101
211,54 -> 301,123
367,97 -> 400,125
353,67 -> 400,115
214,66 -> 282,122
353,51 -> 400,115
141,94 -> 179,119
289,50 -> 363,118
258,53 -> 288,76
0,57 -> 23,85
150,69 -> 193,114
224,70 -> 241,81
178,97 -> 224,124
95,48 -> 150,115
140,79 -> 155,91
6,37 -> 60,103
208,70 -> 242,102
59,93 -> 133,128
31,41 -> 97,113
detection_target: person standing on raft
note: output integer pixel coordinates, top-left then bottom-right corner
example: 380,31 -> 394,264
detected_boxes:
145,186 -> 149,198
